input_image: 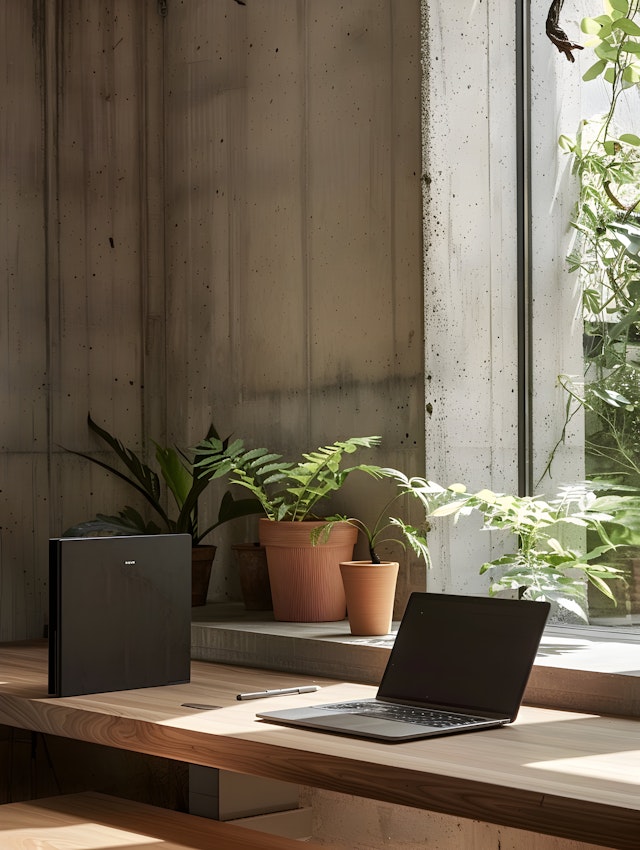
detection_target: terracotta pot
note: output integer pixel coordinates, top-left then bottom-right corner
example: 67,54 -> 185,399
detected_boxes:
191,544 -> 216,607
339,560 -> 399,636
231,543 -> 272,610
259,518 -> 357,622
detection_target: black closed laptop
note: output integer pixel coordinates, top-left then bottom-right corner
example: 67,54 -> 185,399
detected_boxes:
48,533 -> 191,697
257,592 -> 550,742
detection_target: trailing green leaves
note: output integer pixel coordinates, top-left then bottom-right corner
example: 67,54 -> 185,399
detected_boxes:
580,3 -> 640,86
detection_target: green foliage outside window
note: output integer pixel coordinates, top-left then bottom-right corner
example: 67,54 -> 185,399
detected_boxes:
553,1 -> 640,522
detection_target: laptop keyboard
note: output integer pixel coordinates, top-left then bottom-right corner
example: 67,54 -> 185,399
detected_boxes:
320,701 -> 488,728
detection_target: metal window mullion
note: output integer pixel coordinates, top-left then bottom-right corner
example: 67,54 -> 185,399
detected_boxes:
516,0 -> 534,496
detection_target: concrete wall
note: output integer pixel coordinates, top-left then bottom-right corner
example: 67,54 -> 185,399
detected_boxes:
0,0 -> 603,636
421,0 -> 520,592
162,0 -> 425,604
0,1 -> 165,641
0,0 -> 423,641
302,787 -> 617,850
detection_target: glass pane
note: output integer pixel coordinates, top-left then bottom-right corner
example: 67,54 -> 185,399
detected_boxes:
531,0 -> 640,629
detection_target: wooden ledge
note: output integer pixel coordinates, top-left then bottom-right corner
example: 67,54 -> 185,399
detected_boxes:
0,792 -> 324,849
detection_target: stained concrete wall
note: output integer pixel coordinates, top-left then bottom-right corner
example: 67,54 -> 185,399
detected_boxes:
162,0 -> 425,606
0,1 -> 165,641
421,0 -> 520,593
302,787 -> 617,850
0,0 -> 423,641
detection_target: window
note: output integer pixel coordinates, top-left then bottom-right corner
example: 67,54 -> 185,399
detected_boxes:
422,0 -> 639,634
531,0 -> 640,630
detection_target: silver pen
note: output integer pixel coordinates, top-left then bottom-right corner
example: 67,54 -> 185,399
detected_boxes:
236,685 -> 320,701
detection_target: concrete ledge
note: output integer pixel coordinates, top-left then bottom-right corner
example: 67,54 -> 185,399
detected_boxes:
192,604 -> 391,683
191,603 -> 640,717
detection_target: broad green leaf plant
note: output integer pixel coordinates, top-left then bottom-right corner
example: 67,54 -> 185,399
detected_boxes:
64,415 -> 261,544
194,435 -> 384,522
382,477 -> 634,622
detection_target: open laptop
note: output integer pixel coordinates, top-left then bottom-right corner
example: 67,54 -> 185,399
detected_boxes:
257,592 -> 550,742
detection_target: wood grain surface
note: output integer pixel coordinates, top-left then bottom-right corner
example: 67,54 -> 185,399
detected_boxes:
0,642 -> 638,849
0,791 -> 319,849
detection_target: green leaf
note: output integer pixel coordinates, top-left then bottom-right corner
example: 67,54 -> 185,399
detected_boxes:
62,415 -> 171,529
389,518 -> 432,567
603,139 -> 618,155
99,508 -> 164,535
87,415 -> 161,500
430,499 -> 470,517
558,134 -> 575,152
196,491 -> 263,542
581,16 -> 607,34
595,41 -> 619,61
195,434 -> 383,521
244,449 -> 281,466
613,17 -> 640,36
608,0 -> 630,15
608,221 -> 640,257
555,597 -> 589,622
607,302 -> 640,342
622,63 -> 640,83
620,40 -> 640,54
598,20 -> 614,39
155,444 -> 192,509
587,573 -> 618,601
583,288 -> 603,313
619,132 -> 640,145
448,483 -> 468,494
583,59 -> 608,81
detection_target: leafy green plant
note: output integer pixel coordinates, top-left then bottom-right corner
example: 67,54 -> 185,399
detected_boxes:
577,0 -> 640,122
194,435 -> 383,522
311,468 -> 433,567
64,415 -> 262,544
558,367 -> 640,489
420,480 -> 631,621
550,0 -> 640,495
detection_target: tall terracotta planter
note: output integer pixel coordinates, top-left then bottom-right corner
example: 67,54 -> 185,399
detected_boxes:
259,518 -> 357,622
339,560 -> 399,636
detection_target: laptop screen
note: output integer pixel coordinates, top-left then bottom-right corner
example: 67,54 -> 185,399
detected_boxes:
378,593 -> 549,720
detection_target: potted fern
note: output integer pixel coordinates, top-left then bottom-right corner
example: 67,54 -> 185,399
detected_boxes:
64,415 -> 263,605
194,435 -> 383,621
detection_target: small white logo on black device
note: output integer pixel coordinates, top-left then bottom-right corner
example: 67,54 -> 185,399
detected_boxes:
124,560 -> 136,565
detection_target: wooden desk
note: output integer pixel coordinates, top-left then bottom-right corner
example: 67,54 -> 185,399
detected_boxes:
1,641 -> 638,850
